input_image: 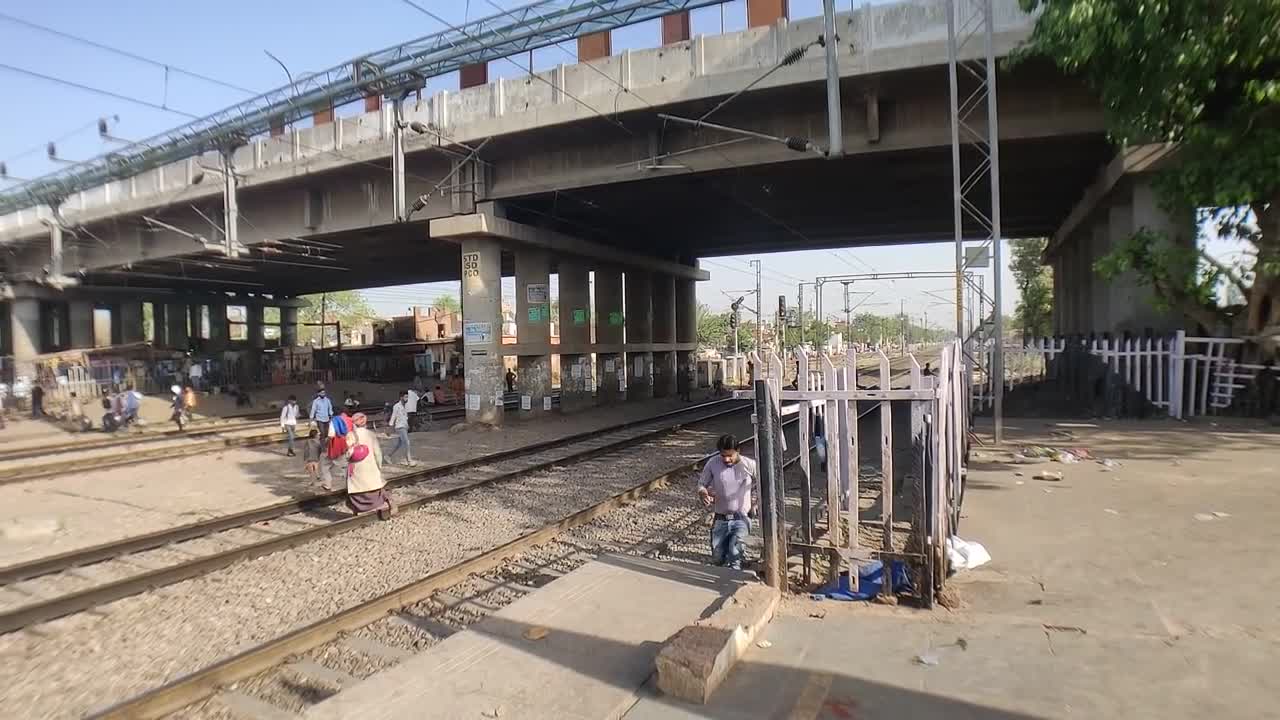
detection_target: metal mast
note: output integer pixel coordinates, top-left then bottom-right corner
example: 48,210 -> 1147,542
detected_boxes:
946,0 -> 1004,442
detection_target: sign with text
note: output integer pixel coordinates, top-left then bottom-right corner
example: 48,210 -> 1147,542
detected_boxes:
608,311 -> 624,326
463,321 -> 492,345
572,308 -> 587,326
462,252 -> 482,279
525,283 -> 549,304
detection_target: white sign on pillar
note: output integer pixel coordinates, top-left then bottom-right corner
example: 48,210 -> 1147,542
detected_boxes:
526,283 -> 549,304
521,395 -> 532,411
462,252 -> 482,280
543,396 -> 552,411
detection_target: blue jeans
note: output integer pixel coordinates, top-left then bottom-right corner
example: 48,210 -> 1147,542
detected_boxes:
710,516 -> 750,570
388,427 -> 412,463
284,425 -> 296,454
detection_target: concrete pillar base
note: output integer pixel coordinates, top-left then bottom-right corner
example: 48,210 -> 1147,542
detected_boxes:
626,351 -> 654,401
559,353 -> 595,412
69,301 -> 95,350
597,352 -> 625,405
516,354 -> 553,416
653,350 -> 677,398
10,296 -> 41,382
462,236 -> 505,426
119,302 -> 144,344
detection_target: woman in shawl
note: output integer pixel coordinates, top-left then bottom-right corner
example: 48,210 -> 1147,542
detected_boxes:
344,412 -> 396,519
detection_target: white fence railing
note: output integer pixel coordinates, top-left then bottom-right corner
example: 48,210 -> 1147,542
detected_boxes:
974,331 -> 1272,419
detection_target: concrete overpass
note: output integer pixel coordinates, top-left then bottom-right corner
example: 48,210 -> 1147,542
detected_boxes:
0,0 -> 1170,421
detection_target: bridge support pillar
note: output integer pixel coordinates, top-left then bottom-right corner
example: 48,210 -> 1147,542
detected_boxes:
625,269 -> 653,401
282,306 -> 299,347
675,276 -> 697,389
166,303 -> 189,350
10,294 -> 41,382
69,300 -> 95,349
515,248 -> 552,417
462,236 -> 505,425
652,273 -> 677,398
1050,177 -> 1193,336
247,305 -> 265,350
119,301 -> 144,344
594,267 -> 625,405
558,258 -> 594,413
206,303 -> 228,351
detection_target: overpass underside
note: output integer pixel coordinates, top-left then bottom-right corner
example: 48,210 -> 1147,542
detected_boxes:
1,0 -> 1170,408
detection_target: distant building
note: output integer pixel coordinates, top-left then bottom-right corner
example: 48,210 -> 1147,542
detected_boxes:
374,307 -> 460,344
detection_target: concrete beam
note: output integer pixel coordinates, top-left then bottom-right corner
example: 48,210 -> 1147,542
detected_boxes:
430,211 -> 708,281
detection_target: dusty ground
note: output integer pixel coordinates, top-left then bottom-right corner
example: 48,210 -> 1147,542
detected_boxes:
627,416 -> 1280,719
0,395 -> 722,565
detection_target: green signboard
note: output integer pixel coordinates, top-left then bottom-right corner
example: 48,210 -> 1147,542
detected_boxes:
572,308 -> 587,326
608,311 -> 624,327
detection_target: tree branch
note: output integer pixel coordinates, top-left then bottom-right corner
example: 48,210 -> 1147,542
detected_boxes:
1199,248 -> 1250,298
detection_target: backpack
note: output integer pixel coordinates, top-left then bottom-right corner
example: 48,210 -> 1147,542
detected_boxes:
327,415 -> 350,459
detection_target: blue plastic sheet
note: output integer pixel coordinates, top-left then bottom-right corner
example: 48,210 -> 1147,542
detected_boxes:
810,560 -> 912,602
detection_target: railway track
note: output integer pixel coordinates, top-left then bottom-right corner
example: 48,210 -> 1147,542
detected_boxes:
87,417 -> 801,720
0,395 -> 557,484
0,398 -> 746,634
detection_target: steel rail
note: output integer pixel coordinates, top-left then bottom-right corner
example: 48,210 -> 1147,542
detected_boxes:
0,400 -> 748,632
87,416 -> 799,720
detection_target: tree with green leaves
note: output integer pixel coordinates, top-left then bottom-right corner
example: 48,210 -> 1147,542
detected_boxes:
430,295 -> 460,314
696,303 -> 754,354
1010,238 -> 1054,339
1018,0 -> 1279,356
298,291 -> 377,346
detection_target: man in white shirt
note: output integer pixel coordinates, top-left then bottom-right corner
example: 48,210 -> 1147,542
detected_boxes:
279,395 -> 300,456
386,391 -> 414,466
404,387 -> 421,414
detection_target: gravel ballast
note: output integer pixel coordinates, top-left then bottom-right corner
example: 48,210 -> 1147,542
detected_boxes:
0,415 -> 749,719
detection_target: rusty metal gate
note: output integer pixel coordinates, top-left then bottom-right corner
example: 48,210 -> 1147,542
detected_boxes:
745,341 -> 967,607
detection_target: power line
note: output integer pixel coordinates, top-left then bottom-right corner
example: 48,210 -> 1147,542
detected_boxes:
0,10 -> 258,96
397,0 -> 634,137
0,62 -> 200,119
2,120 -> 101,165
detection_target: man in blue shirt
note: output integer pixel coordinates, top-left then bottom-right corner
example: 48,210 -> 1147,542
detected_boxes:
310,389 -> 333,436
697,434 -> 758,571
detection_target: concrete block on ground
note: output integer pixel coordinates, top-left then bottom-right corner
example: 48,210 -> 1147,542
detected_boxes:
304,555 -> 753,720
654,582 -> 780,704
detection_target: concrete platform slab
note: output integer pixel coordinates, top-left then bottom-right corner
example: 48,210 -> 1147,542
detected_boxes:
304,555 -> 756,720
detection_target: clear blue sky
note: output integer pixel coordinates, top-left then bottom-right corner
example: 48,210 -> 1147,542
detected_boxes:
1,0 -> 1131,330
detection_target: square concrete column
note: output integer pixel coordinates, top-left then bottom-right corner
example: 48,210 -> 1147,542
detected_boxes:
282,306 -> 299,347
594,266 -> 625,405
69,300 -> 95,349
1089,214 -> 1112,333
1051,257 -> 1065,335
651,273 -> 677,398
247,305 -> 265,350
119,301 -> 144,344
10,296 -> 41,381
675,277 -> 697,388
558,258 -> 594,412
462,236 -> 505,425
1073,229 -> 1092,335
153,304 -> 169,346
625,269 -> 654,400
515,248 -> 552,417
1123,180 -> 1193,333
207,303 -> 228,351
166,303 -> 190,350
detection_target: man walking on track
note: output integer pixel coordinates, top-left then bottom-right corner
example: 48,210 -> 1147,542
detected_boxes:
310,388 -> 333,436
697,434 -> 758,571
386,390 -> 414,466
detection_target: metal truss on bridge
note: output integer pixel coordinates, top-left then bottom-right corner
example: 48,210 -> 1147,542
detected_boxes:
0,0 -> 725,216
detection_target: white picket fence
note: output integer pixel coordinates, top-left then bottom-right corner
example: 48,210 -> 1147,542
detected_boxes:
974,330 -> 1270,419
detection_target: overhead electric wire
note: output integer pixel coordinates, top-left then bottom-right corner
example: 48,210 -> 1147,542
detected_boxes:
2,120 -> 100,165
695,40 -> 818,125
397,0 -> 634,137
0,62 -> 200,119
0,10 -> 258,96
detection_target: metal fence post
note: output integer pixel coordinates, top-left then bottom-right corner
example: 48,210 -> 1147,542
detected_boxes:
753,379 -> 784,590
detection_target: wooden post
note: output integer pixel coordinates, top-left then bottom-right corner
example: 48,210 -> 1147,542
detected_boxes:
877,351 -> 894,599
753,379 -> 784,590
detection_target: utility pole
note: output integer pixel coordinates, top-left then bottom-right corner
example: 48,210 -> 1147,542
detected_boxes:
843,282 -> 853,348
821,0 -> 844,157
900,299 -> 907,352
796,283 -> 805,347
750,259 -> 762,360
